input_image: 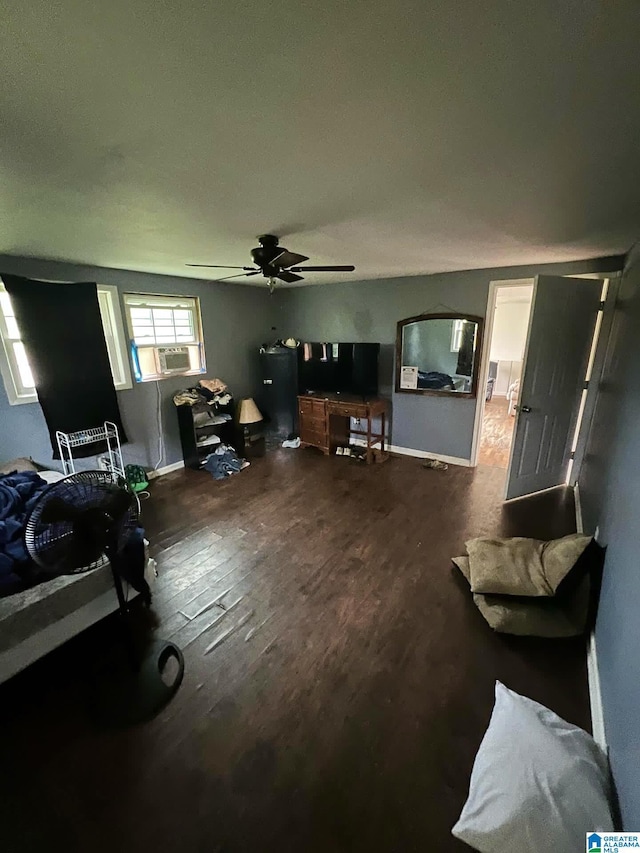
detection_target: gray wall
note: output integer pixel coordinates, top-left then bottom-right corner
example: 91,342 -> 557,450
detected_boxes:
274,256 -> 623,460
577,243 -> 640,828
0,255 -> 271,470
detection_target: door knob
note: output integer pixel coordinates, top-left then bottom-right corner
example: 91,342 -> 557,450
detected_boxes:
519,405 -> 532,413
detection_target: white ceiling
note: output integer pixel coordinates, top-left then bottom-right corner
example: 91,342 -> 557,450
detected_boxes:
1,1 -> 639,286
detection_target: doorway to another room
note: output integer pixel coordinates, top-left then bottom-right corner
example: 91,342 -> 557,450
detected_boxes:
473,273 -> 615,502
478,282 -> 533,469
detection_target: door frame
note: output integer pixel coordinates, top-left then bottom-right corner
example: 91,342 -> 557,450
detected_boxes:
566,271 -> 621,485
469,278 -> 535,470
470,272 -> 621,496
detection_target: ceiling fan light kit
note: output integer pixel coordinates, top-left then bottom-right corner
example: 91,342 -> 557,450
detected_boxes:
187,234 -> 355,290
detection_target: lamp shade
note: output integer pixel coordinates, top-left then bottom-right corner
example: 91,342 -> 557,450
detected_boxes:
238,397 -> 263,425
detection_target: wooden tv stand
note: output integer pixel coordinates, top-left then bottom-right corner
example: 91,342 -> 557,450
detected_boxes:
297,393 -> 389,463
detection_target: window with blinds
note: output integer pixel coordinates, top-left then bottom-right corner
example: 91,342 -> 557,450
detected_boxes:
122,293 -> 206,381
125,296 -> 198,346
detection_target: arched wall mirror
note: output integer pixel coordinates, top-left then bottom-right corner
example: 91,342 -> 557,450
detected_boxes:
395,313 -> 484,398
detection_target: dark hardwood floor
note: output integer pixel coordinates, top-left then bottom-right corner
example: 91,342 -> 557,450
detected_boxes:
0,450 -> 588,852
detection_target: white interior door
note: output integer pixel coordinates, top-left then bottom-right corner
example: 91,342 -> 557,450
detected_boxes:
505,275 -> 603,500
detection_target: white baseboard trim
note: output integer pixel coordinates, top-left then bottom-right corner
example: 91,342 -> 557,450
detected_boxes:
574,482 -> 584,535
389,445 -> 472,467
573,483 -> 607,750
148,460 -> 185,479
350,438 -> 471,467
587,631 -> 607,750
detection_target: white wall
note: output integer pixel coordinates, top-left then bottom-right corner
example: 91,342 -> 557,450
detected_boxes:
488,291 -> 532,395
494,360 -> 522,396
490,300 -> 532,361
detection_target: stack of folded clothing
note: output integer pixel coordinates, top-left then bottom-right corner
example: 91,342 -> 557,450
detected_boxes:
173,378 -> 233,410
452,534 -> 600,637
198,378 -> 232,407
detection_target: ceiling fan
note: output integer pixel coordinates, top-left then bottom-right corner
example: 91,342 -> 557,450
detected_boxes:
187,234 -> 355,293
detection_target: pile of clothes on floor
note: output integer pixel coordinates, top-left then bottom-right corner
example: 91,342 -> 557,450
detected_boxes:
201,444 -> 250,480
452,534 -> 603,637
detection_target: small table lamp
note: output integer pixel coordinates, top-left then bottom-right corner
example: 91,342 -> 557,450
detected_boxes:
238,398 -> 264,456
238,398 -> 263,432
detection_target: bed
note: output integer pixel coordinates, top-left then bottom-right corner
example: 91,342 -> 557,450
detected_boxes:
0,564 -> 120,683
0,458 -> 145,684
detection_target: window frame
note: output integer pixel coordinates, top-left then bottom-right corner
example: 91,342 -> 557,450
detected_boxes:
450,319 -> 465,352
122,292 -> 206,383
0,281 -> 133,406
97,285 -> 134,392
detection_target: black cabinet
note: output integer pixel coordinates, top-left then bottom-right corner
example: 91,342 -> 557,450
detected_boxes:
176,401 -> 237,470
259,347 -> 298,438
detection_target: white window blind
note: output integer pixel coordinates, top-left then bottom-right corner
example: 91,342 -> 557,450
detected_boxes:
123,294 -> 199,346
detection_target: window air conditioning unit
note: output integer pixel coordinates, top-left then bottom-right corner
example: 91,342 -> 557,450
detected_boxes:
157,346 -> 191,374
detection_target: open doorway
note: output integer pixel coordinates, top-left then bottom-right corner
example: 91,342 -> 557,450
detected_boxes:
478,282 -> 534,468
472,273 -> 617,501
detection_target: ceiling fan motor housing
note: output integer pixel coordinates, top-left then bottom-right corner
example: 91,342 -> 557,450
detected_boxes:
251,234 -> 283,269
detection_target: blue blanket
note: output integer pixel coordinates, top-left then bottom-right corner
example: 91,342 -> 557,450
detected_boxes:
417,370 -> 454,390
0,471 -> 49,596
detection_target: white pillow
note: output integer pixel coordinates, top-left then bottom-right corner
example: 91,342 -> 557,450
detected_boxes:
38,470 -> 65,484
452,682 -> 613,853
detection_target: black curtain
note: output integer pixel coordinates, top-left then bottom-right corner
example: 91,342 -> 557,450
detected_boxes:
3,276 -> 127,458
456,321 -> 476,377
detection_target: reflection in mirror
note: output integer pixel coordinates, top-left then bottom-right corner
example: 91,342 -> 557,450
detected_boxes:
396,314 -> 483,396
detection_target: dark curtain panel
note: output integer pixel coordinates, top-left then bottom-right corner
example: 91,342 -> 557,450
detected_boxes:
3,276 -> 127,458
456,321 -> 476,376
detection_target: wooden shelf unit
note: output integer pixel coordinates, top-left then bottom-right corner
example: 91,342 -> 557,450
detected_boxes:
176,401 -> 237,470
297,394 -> 389,463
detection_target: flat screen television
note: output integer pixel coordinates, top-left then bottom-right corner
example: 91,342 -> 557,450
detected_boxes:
297,342 -> 380,397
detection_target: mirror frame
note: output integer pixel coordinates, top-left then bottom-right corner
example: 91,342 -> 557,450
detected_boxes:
395,312 -> 484,398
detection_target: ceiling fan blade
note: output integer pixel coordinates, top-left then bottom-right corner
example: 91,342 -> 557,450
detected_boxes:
276,271 -> 304,284
271,251 -> 309,268
186,264 -> 256,270
215,271 -> 261,282
289,265 -> 355,272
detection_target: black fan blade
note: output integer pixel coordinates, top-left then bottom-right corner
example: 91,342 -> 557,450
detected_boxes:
41,488 -> 132,526
103,487 -> 135,522
277,271 -> 304,283
215,271 -> 261,282
289,265 -> 355,272
41,496 -> 82,524
271,251 -> 309,268
186,264 -> 257,270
